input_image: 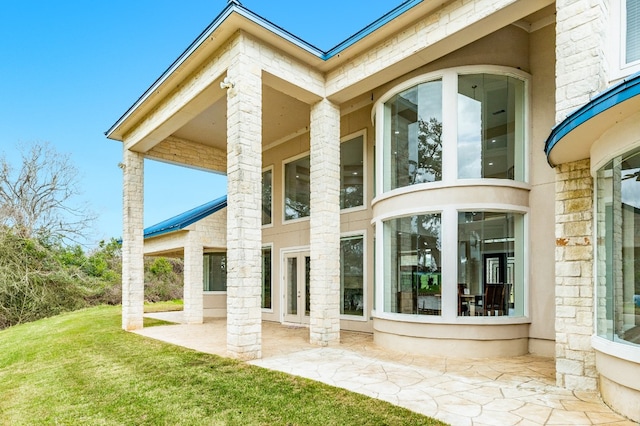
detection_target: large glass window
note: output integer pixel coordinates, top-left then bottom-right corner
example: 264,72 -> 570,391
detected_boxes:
284,155 -> 310,221
596,150 -> 640,346
262,169 -> 272,226
383,214 -> 442,315
626,0 -> 640,64
341,235 -> 364,317
383,80 -> 442,191
457,212 -> 524,317
341,135 -> 364,209
203,253 -> 226,292
458,74 -> 525,180
262,247 -> 272,309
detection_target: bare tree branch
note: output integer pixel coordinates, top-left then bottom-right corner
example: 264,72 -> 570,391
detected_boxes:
0,142 -> 95,243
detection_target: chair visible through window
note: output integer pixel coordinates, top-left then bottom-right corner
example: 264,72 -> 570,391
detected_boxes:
483,283 -> 510,316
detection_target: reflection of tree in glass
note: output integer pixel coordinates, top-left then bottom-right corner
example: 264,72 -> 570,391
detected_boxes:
341,185 -> 363,209
262,172 -> 272,224
411,214 -> 441,272
285,197 -> 309,219
415,117 -> 442,183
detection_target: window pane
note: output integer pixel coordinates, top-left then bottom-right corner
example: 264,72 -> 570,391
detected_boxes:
262,170 -> 272,225
596,151 -> 640,346
458,74 -> 525,181
341,136 -> 364,209
284,155 -> 310,220
383,214 -> 442,315
262,247 -> 272,309
203,253 -> 226,292
457,212 -> 523,317
627,0 -> 640,63
384,80 -> 442,191
341,236 -> 364,316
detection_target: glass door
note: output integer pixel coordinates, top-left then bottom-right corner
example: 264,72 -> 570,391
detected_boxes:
283,251 -> 310,324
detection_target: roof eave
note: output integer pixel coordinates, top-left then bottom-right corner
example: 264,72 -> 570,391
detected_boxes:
545,72 -> 640,167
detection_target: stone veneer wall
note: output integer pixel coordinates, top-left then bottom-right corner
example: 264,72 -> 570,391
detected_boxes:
147,136 -> 227,174
225,35 -> 263,360
555,159 -> 597,391
309,99 -> 341,346
555,0 -> 608,121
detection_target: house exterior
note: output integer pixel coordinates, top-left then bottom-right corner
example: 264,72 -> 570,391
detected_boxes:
143,196 -> 228,320
106,0 -> 640,421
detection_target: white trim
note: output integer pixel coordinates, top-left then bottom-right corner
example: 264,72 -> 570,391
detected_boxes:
280,246 -> 311,324
372,66 -> 531,115
371,310 -> 531,325
371,65 -> 531,199
609,0 -> 640,82
374,208 -> 530,320
371,179 -> 532,208
372,203 -> 529,224
592,335 -> 640,363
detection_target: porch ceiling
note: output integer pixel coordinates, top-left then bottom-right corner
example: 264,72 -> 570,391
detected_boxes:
169,83 -> 310,151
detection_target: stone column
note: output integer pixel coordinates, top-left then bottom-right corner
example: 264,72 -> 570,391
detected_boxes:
121,148 -> 145,331
183,232 -> 203,324
225,38 -> 263,360
555,0 -> 608,121
309,98 -> 341,346
555,159 -> 597,391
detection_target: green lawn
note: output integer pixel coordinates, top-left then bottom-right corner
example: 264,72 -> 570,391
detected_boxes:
0,306 -> 446,425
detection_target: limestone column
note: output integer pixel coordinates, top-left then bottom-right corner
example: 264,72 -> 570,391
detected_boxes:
183,232 -> 203,324
225,38 -> 262,360
309,98 -> 341,346
121,148 -> 145,331
554,159 -> 596,391
553,0 -> 607,392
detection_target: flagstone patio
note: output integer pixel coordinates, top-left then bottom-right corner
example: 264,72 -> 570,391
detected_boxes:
135,312 -> 637,426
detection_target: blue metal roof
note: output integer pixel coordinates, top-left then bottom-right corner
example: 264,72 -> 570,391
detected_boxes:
544,72 -> 640,163
144,195 -> 227,239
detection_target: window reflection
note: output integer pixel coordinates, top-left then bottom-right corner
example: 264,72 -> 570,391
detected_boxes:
262,169 -> 272,226
341,136 -> 364,209
597,150 -> 640,346
262,247 -> 271,309
457,212 -> 524,317
341,236 -> 364,316
284,155 -> 310,220
384,214 -> 442,315
457,74 -> 524,180
384,80 -> 442,191
203,253 -> 226,292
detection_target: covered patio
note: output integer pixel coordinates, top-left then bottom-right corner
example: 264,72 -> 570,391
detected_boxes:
135,313 -> 635,426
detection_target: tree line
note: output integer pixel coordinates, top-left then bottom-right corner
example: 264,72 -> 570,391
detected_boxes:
0,142 -> 182,329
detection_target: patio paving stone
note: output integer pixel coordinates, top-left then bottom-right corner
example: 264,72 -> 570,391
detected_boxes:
135,312 -> 638,426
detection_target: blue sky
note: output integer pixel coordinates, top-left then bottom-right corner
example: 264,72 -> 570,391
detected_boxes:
0,1 -> 401,247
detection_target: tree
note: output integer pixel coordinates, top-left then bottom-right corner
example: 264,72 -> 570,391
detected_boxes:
417,116 -> 443,182
0,142 -> 94,243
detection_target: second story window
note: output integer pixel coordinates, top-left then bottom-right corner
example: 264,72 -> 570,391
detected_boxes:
626,0 -> 640,65
284,154 -> 310,221
341,134 -> 365,210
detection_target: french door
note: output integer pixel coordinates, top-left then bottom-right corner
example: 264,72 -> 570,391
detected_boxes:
283,251 -> 310,324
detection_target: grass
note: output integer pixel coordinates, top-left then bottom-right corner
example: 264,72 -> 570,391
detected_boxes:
0,306 -> 446,425
144,299 -> 184,313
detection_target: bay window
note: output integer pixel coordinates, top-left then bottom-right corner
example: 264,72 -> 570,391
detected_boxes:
596,149 -> 640,346
383,214 -> 442,316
